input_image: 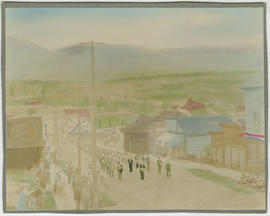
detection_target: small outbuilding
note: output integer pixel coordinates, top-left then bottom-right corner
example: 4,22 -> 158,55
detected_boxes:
6,117 -> 45,169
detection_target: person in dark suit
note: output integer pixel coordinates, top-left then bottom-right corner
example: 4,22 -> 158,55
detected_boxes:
117,162 -> 123,180
165,160 -> 171,178
139,163 -> 145,180
135,155 -> 139,169
157,157 -> 162,174
128,158 -> 133,172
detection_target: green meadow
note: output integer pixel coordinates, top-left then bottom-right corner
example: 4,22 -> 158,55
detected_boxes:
6,71 -> 254,128
188,169 -> 258,193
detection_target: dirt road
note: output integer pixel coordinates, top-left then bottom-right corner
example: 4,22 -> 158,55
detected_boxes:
100,158 -> 265,210
51,113 -> 266,211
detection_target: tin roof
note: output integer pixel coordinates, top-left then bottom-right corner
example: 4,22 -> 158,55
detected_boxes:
166,115 -> 233,135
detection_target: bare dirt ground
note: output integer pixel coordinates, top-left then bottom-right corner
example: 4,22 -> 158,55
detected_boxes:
99,159 -> 265,211
54,113 -> 266,211
58,137 -> 265,211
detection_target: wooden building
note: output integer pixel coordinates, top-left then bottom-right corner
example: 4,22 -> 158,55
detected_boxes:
210,123 -> 248,170
6,117 -> 45,169
121,116 -> 152,154
242,85 -> 265,174
164,115 -> 232,159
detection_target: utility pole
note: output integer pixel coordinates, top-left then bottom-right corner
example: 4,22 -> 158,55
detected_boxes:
77,81 -> 82,174
80,40 -> 104,209
55,105 -> 60,162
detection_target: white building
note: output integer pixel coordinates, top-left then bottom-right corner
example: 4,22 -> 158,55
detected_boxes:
242,84 -> 265,174
242,86 -> 264,135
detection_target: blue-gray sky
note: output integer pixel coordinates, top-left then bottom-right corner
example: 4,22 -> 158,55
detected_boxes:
6,7 -> 264,49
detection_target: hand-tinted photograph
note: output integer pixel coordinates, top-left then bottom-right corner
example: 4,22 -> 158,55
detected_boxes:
2,2 -> 267,213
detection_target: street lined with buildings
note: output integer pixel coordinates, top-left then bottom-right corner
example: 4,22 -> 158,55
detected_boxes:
5,81 -> 266,211
5,39 -> 265,212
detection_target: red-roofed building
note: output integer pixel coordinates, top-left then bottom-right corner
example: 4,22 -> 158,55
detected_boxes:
236,105 -> 245,112
181,98 -> 205,111
25,101 -> 42,106
171,105 -> 179,110
64,109 -> 90,116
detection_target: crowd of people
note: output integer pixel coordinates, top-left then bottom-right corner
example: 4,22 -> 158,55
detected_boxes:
15,142 -> 172,211
128,154 -> 172,180
16,143 -> 64,211
16,142 -> 100,211
66,162 -> 94,210
98,152 -> 125,180
98,152 -> 172,182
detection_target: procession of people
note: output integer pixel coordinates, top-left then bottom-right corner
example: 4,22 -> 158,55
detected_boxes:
16,140 -> 172,211
98,151 -> 172,182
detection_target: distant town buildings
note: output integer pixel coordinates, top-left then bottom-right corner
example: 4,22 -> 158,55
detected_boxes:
25,101 -> 43,106
181,98 -> 205,111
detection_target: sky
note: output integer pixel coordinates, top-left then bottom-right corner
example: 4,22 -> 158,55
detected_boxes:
6,7 -> 264,50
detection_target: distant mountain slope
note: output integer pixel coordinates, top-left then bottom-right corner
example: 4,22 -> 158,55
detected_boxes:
6,36 -> 263,81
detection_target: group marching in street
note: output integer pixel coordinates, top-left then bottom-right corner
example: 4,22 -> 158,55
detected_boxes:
16,141 -> 173,211
98,152 -> 172,182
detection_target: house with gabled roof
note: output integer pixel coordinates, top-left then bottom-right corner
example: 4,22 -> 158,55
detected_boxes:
164,115 -> 233,158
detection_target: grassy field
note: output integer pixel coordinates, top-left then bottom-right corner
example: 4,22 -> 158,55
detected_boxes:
6,170 -> 36,190
42,191 -> 57,210
188,168 -> 257,194
6,70 -> 254,127
98,191 -> 117,208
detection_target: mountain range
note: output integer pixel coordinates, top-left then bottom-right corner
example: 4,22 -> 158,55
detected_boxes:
6,36 -> 263,81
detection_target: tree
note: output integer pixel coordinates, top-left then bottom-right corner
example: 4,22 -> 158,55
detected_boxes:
27,108 -> 38,116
